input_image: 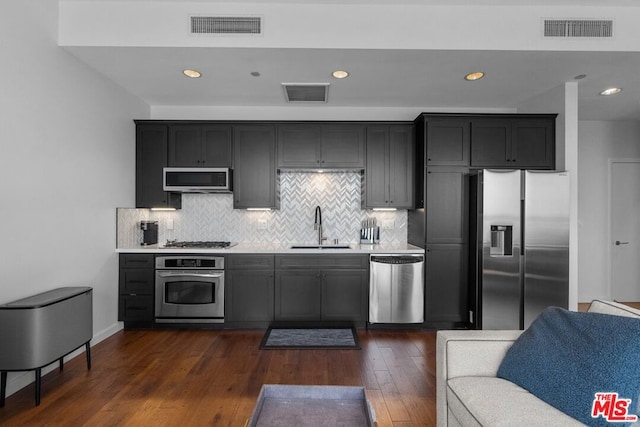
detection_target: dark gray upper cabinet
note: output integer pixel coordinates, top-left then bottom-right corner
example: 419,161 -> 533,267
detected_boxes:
364,125 -> 414,209
277,124 -> 322,168
135,124 -> 181,209
414,117 -> 470,209
425,166 -> 468,244
510,119 -> 555,169
469,119 -> 511,167
233,124 -> 279,209
168,124 -> 232,167
470,117 -> 555,169
426,119 -> 470,166
277,123 -> 365,169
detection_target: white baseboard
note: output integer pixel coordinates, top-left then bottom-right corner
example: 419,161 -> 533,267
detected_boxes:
3,321 -> 124,399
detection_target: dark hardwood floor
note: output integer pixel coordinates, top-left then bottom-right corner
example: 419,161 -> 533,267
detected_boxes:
0,329 -> 437,426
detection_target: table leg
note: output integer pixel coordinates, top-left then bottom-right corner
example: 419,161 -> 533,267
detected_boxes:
35,368 -> 41,406
86,342 -> 92,370
1,371 -> 7,407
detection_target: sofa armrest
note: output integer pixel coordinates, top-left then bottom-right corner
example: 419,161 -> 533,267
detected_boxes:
588,299 -> 640,318
436,330 -> 523,427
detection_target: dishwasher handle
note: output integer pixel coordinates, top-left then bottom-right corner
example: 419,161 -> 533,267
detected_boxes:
370,255 -> 424,264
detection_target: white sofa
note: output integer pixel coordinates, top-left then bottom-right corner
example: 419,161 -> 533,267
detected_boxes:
436,300 -> 640,427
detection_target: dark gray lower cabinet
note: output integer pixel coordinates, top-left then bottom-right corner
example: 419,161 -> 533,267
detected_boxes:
321,270 -> 368,321
226,270 -> 274,323
225,255 -> 275,325
275,270 -> 368,322
275,270 -> 322,321
274,255 -> 369,323
424,244 -> 468,325
118,253 -> 155,326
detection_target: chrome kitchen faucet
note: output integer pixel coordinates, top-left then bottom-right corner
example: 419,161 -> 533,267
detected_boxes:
314,205 -> 326,245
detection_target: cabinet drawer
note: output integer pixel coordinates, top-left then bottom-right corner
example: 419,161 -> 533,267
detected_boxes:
119,295 -> 154,322
119,269 -> 155,294
120,253 -> 154,269
226,254 -> 275,270
276,255 -> 368,270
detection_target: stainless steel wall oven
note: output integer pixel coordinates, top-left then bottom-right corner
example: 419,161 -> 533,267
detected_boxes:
155,256 -> 224,323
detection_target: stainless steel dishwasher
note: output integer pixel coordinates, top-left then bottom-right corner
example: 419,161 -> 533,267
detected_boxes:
369,254 -> 424,323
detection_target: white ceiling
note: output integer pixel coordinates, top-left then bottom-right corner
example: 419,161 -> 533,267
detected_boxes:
63,1 -> 640,121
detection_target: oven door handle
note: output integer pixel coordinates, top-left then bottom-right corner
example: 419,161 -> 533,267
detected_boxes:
157,272 -> 223,279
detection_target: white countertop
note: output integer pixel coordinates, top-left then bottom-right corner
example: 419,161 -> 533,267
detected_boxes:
116,242 -> 424,254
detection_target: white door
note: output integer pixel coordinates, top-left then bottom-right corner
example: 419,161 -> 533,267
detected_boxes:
610,160 -> 640,301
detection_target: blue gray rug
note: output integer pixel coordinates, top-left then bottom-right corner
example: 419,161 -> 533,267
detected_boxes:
260,328 -> 360,349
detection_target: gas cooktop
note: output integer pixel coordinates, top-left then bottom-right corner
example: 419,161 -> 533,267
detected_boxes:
161,240 -> 236,249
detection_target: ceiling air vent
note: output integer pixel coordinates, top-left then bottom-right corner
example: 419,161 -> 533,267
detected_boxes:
190,16 -> 261,34
543,19 -> 613,38
282,84 -> 329,103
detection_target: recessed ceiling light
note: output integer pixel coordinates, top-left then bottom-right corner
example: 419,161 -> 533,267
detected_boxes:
600,87 -> 621,96
465,72 -> 485,81
250,71 -> 260,77
183,69 -> 201,78
574,74 -> 587,80
332,70 -> 349,79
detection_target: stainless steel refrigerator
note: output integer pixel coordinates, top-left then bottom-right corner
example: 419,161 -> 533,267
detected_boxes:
469,169 -> 570,330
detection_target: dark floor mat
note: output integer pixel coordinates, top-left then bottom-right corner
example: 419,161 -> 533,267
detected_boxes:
260,327 -> 360,349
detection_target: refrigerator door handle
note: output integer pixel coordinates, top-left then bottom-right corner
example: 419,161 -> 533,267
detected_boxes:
615,240 -> 630,245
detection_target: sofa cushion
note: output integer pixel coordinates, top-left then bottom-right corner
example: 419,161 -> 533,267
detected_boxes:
497,307 -> 640,427
447,377 -> 582,427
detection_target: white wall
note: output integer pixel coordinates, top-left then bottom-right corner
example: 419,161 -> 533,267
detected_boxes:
578,120 -> 640,301
0,1 -> 148,396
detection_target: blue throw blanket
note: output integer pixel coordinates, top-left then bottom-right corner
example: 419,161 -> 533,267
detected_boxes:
497,307 -> 640,427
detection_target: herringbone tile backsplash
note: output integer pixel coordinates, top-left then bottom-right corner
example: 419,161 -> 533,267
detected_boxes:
118,172 -> 407,247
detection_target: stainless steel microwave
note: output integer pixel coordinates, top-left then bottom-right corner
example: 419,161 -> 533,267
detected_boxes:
163,168 -> 232,192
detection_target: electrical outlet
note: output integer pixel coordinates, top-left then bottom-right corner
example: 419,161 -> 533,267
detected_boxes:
257,219 -> 268,230
166,219 -> 174,230
381,220 -> 395,230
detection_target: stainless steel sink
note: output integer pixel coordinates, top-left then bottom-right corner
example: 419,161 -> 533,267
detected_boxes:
290,245 -> 352,249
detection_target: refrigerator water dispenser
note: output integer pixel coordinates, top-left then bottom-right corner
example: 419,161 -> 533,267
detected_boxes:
490,225 -> 513,256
